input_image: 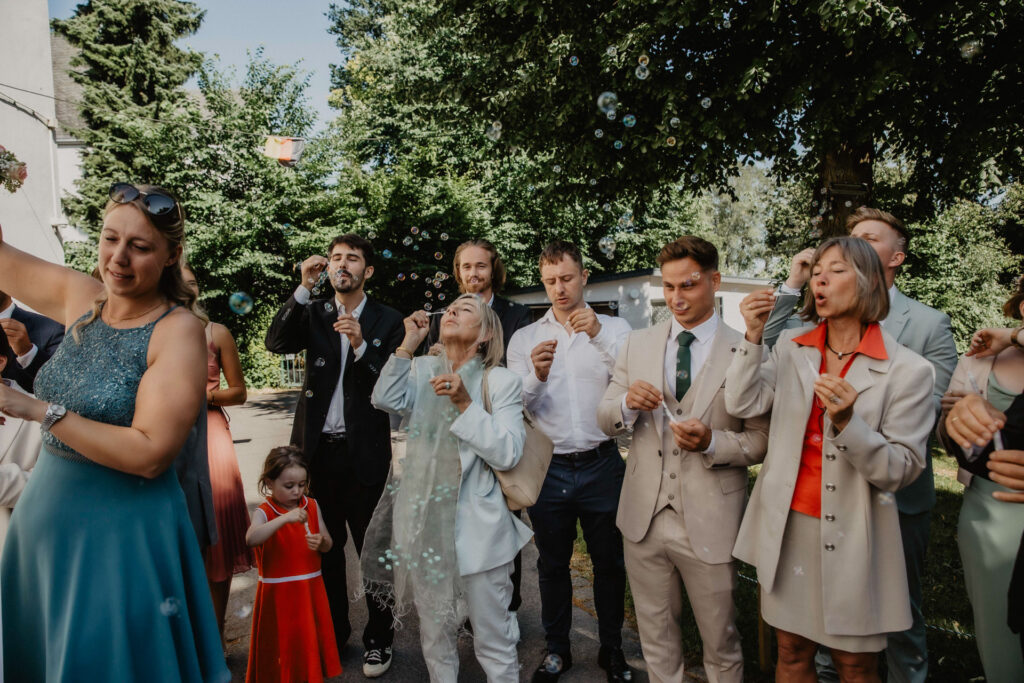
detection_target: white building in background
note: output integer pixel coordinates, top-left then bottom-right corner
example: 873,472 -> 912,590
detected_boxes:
0,0 -> 86,265
507,268 -> 771,332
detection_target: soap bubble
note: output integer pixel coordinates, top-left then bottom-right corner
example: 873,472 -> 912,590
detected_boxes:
635,65 -> 650,80
569,56 -> 579,66
314,357 -> 326,368
700,97 -> 712,109
491,120 -> 502,131
589,178 -> 598,186
357,206 -> 367,216
438,293 -> 446,301
820,187 -> 828,195
606,46 -> 617,57
960,40 -> 981,60
434,251 -> 443,260
844,200 -> 852,207
606,110 -> 617,121
305,390 -> 314,398
367,230 -> 377,239
598,235 -> 617,253
424,290 -> 432,298
723,19 -> 731,29
159,597 -> 181,617
685,71 -> 694,81
424,303 -> 433,311
690,172 -> 700,183
228,292 -> 254,315
638,55 -> 650,66
608,301 -> 619,310
552,164 -> 562,173
382,249 -> 392,259
440,232 -> 449,240
666,136 -> 677,146
411,226 -> 420,235
410,273 -> 419,280
594,129 -> 604,138
669,116 -> 680,128
602,203 -> 611,212
485,124 -> 501,141
613,140 -> 623,150
597,91 -> 618,114
373,338 -> 382,347
421,230 -> 430,239
402,236 -> 414,246
397,273 -> 406,281
622,114 -> 637,128
235,604 -> 252,619
527,184 -> 535,192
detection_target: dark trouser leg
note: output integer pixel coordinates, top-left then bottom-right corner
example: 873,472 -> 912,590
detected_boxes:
577,446 -> 625,649
310,438 -> 352,651
885,510 -> 931,683
341,463 -> 393,650
529,457 -> 579,658
509,509 -> 523,612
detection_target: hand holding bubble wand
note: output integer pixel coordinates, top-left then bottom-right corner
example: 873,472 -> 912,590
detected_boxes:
964,369 -> 1005,460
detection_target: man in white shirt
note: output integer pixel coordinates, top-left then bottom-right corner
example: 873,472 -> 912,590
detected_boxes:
597,236 -> 769,683
265,234 -> 405,677
507,241 -> 633,683
761,209 -> 957,683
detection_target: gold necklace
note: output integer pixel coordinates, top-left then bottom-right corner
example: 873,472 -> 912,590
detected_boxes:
104,300 -> 168,324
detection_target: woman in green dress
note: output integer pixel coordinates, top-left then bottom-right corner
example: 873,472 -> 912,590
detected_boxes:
0,184 -> 229,681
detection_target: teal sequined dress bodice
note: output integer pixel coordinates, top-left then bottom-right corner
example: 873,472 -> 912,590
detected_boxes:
33,312 -> 154,463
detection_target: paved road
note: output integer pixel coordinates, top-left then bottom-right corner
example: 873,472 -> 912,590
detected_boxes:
222,391 -> 649,682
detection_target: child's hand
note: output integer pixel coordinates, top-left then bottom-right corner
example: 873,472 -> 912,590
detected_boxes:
285,507 -> 308,524
306,533 -> 325,551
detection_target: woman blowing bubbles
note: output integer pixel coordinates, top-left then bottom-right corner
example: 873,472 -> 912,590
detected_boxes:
726,237 -> 934,683
0,184 -> 228,682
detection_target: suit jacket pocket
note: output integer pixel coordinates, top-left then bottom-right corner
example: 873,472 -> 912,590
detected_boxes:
718,468 -> 748,494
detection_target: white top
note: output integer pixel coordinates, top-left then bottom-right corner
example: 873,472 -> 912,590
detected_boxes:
0,302 -> 38,369
293,286 -> 368,434
620,312 -> 720,455
507,306 -> 631,453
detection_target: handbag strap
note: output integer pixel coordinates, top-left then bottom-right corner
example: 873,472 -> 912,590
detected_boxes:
481,367 -> 493,413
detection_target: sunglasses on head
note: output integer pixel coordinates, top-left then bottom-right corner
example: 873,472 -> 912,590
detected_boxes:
109,183 -> 182,227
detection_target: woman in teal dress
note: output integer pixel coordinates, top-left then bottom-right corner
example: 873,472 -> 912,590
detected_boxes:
0,184 -> 229,682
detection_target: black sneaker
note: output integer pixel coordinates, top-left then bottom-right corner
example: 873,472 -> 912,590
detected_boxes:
531,650 -> 572,682
362,646 -> 392,678
598,646 -> 633,682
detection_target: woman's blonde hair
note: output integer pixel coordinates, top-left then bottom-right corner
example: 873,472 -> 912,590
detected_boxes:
799,236 -> 890,324
72,184 -> 206,341
447,293 -> 505,369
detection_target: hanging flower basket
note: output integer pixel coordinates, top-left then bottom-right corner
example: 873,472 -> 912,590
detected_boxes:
0,145 -> 27,193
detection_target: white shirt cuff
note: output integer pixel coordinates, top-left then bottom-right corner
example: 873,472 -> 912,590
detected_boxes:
620,395 -> 640,426
702,432 -> 716,456
352,340 -> 367,361
778,283 -> 801,296
293,286 -> 311,305
16,344 -> 38,369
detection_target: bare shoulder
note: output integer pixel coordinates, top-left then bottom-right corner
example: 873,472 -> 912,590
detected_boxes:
151,308 -> 206,353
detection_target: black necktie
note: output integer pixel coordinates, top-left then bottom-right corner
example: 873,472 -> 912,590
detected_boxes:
676,331 -> 696,400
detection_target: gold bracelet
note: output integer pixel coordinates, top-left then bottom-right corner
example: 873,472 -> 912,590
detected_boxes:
395,346 -> 415,358
1011,326 -> 1024,351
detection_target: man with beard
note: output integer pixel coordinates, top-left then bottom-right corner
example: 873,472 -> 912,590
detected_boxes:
266,233 -> 404,677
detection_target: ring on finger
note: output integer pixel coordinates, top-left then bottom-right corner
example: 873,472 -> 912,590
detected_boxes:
445,381 -> 452,390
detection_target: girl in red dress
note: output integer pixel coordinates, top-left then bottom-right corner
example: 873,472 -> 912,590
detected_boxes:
245,447 -> 342,683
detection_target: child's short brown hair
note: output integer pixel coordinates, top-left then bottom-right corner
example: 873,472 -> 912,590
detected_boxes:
257,446 -> 310,498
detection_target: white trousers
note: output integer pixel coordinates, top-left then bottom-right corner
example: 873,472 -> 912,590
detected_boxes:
416,560 -> 519,683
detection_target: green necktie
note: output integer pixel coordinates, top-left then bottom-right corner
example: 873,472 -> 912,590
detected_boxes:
676,330 -> 697,400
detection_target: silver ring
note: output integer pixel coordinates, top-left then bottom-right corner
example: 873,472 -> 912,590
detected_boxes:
445,381 -> 452,390
829,395 -> 841,404
951,416 -> 960,423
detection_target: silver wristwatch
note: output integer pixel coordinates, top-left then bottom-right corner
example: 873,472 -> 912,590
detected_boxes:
41,403 -> 67,432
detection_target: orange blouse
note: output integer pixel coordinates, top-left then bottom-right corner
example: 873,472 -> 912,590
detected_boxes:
790,322 -> 888,518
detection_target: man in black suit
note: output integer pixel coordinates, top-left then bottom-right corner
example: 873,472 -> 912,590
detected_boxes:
265,234 -> 404,677
0,290 -> 65,394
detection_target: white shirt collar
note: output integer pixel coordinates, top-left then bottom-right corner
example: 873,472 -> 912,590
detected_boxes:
889,285 -> 898,305
670,310 -> 719,344
334,293 -> 367,318
0,302 -> 15,319
540,304 -> 592,328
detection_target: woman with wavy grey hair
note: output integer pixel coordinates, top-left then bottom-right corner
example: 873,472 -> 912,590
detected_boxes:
726,237 -> 934,683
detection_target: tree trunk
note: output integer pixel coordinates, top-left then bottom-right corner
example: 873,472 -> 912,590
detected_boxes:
814,143 -> 874,237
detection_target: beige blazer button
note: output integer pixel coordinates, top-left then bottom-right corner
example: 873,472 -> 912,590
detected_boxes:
673,449 -> 680,455
668,493 -> 675,500
825,483 -> 836,492
825,514 -> 836,522
825,543 -> 836,551
825,453 -> 836,461
837,444 -> 848,451
669,473 -> 677,479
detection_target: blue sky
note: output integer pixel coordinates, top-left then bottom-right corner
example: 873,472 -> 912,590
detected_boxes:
48,0 -> 341,127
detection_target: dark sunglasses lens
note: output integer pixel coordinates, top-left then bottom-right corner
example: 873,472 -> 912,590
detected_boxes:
109,183 -> 139,204
143,193 -> 177,217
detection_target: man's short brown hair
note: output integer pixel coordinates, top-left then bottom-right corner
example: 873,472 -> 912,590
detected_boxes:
846,207 -> 910,253
657,235 -> 719,271
538,240 -> 583,270
453,239 -> 507,294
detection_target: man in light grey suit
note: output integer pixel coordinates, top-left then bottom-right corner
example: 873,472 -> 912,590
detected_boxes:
598,236 -> 770,683
762,208 -> 958,683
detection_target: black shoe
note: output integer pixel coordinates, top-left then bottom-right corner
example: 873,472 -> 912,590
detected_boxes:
362,646 -> 392,678
531,650 -> 572,682
598,646 -> 633,682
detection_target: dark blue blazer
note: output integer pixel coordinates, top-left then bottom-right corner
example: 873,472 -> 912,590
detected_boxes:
2,306 -> 65,393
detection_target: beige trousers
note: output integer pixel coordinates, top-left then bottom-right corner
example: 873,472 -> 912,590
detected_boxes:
624,507 -> 743,683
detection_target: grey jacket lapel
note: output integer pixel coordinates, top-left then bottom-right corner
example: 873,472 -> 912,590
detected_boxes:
885,290 -> 911,342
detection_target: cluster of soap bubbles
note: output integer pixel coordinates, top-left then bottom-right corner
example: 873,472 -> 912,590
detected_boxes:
598,235 -> 617,259
229,291 -> 254,316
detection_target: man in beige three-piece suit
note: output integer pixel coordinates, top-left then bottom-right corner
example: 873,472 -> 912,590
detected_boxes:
598,236 -> 770,683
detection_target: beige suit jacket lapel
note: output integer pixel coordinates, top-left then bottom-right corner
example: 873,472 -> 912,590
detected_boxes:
688,325 -> 737,421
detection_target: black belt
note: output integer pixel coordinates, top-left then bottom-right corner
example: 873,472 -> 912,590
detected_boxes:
322,432 -> 348,443
554,439 -> 616,463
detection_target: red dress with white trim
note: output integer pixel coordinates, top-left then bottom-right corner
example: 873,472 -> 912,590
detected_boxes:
245,496 -> 341,683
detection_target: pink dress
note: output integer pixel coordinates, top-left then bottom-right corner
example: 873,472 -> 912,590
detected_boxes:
203,332 -> 254,581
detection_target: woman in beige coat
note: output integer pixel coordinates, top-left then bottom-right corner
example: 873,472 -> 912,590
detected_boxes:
726,237 -> 934,683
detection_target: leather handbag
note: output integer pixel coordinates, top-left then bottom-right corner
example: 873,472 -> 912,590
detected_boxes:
481,368 -> 554,511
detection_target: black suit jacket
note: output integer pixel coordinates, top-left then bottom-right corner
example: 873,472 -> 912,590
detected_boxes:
2,306 -> 65,393
425,295 -> 531,364
265,294 -> 405,486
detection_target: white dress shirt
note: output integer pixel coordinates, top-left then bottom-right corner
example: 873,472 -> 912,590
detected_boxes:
507,306 -> 632,454
293,286 -> 368,434
620,312 -> 721,454
0,302 -> 38,369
